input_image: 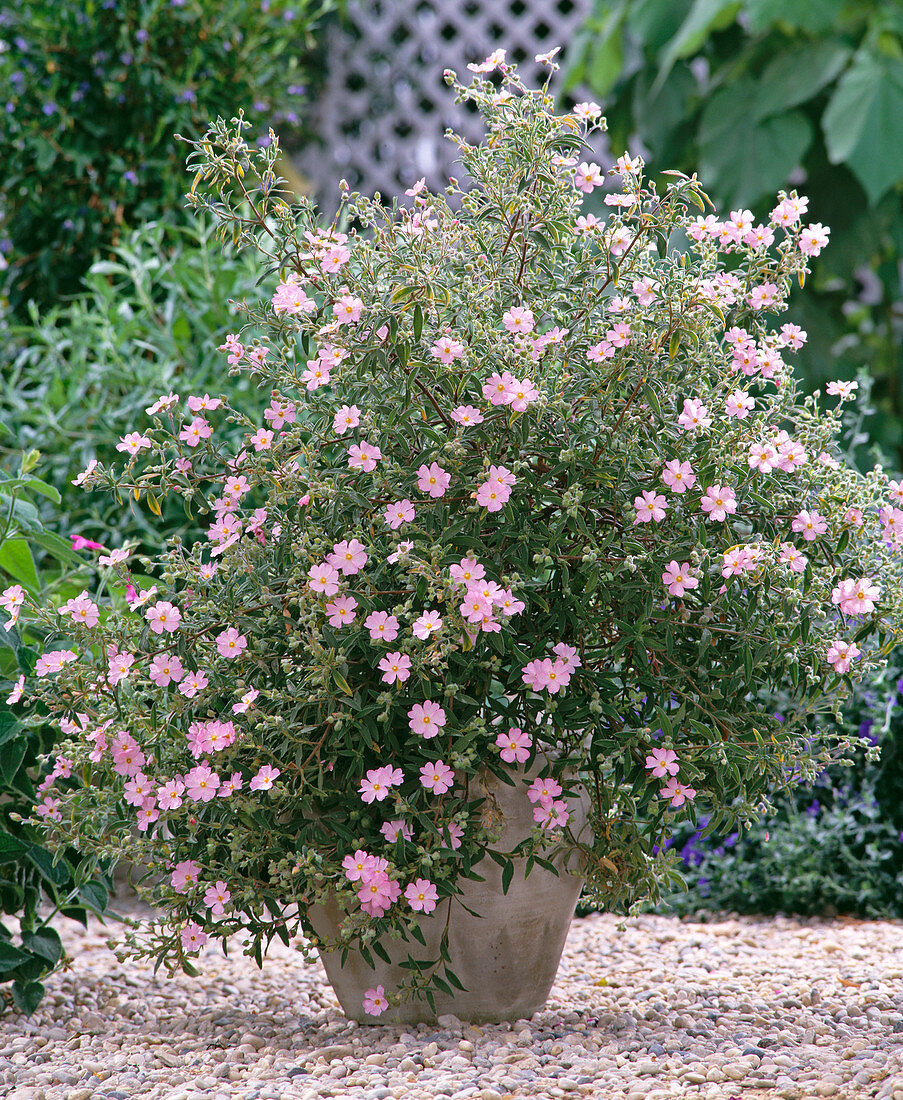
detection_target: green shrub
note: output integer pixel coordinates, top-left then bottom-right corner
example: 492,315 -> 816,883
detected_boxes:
0,0 -> 333,317
0,454 -> 114,1017
3,219 -> 271,552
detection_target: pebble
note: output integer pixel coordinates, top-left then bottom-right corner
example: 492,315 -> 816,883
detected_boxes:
0,890 -> 901,1099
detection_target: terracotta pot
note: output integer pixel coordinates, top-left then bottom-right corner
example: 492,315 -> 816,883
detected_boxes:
309,760 -> 591,1024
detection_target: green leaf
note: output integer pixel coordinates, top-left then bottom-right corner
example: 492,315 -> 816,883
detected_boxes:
0,736 -> 27,784
588,22 -> 625,98
11,979 -> 45,1015
700,83 -> 813,207
21,927 -> 63,966
654,0 -> 742,93
754,41 -> 851,120
78,881 -> 109,914
29,530 -> 82,567
26,846 -> 70,888
822,50 -> 903,204
745,0 -> 845,34
0,940 -> 29,973
501,860 -> 514,895
0,831 -> 29,862
0,539 -> 40,591
413,303 -> 423,342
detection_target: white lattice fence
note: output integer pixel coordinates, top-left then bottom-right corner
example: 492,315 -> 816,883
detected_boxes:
295,0 -> 596,209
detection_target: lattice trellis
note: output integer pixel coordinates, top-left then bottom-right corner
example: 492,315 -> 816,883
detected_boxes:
294,0 -> 597,211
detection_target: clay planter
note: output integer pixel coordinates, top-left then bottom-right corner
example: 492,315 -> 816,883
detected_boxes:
308,760 -> 591,1024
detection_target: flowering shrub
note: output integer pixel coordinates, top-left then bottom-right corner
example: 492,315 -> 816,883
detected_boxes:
10,53 -> 903,1016
0,0 -> 332,316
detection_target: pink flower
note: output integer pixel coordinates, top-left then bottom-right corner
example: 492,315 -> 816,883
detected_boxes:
381,819 -> 413,843
145,601 -> 181,634
777,439 -> 808,473
333,404 -> 361,435
220,772 -> 244,797
412,610 -> 442,639
779,544 -> 808,573
450,405 -> 484,426
70,534 -> 105,551
496,727 -> 532,764
461,591 -> 493,623
430,335 -> 466,363
747,282 -> 779,310
158,779 -> 185,811
216,627 -> 248,659
249,428 -> 274,451
378,652 -> 412,684
661,460 -> 696,493
333,294 -> 363,324
148,653 -> 185,687
250,765 -> 280,792
343,850 -> 377,882
272,278 -> 315,315
660,777 -> 697,807
502,307 -> 535,334
476,479 -> 511,512
326,595 -> 358,628
327,538 -> 368,575
179,670 -> 209,698
416,462 -> 451,498
264,398 -> 297,429
747,441 -> 779,473
60,593 -> 100,628
232,688 -> 259,713
827,639 -> 860,673
359,765 -> 403,803
632,276 -> 657,306
831,577 -> 880,616
365,611 -> 399,642
420,760 -> 455,795
677,398 -> 712,432
586,339 -> 615,363
171,860 -> 201,892
645,748 -> 679,777
347,441 -> 382,472
187,393 -> 223,413
35,649 -> 78,677
358,872 -> 401,917
799,222 -> 830,257
363,985 -> 388,1016
521,658 -> 550,691
204,881 -> 232,916
308,563 -> 341,596
387,540 -> 414,564
634,490 -> 667,524
498,588 -> 525,616
791,509 -> 827,542
405,878 -> 439,913
573,162 -> 603,193
116,432 -> 152,456
179,417 -> 211,447
300,360 -> 331,390
527,775 -> 562,807
700,485 -> 737,523
408,701 -> 447,738
483,371 -> 517,405
181,922 -> 208,952
725,389 -> 755,419
533,799 -> 570,829
450,558 -> 485,586
185,765 -> 221,802
123,772 -> 155,807
6,676 -> 25,705
385,499 -> 416,530
146,392 -> 180,415
508,377 -> 540,411
662,561 -> 699,597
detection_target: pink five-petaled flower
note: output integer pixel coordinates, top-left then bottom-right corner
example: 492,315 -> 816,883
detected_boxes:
677,398 -> 712,432
476,479 -> 510,512
661,460 -> 696,493
662,561 -> 699,598
791,509 -> 828,542
645,748 -> 679,777
326,595 -> 358,628
634,490 -> 667,524
408,701 -> 447,738
333,404 -> 361,435
308,562 -> 341,596
573,162 -> 603,193
204,881 -> 232,916
827,640 -> 861,674
359,765 -> 404,804
250,765 -> 280,792
35,650 -> 77,677
145,601 -> 181,634
185,765 -> 221,802
416,462 -> 451,498
385,499 -> 415,530
107,651 -> 134,685
179,417 -> 211,447
116,432 -> 152,455
158,779 -> 185,810
533,800 -> 570,829
450,405 -> 484,426
60,593 -> 100,628
725,389 -> 755,419
148,653 -> 185,687
420,760 -> 455,794
700,485 -> 737,523
347,441 -> 382,472
365,611 -> 399,642
342,850 -> 377,882
527,776 -> 562,807
404,878 -> 439,914
181,923 -> 208,952
430,335 -> 466,363
363,985 -> 388,1017
170,859 -> 201,892
381,819 -> 413,843
831,577 -> 881,616
327,538 -> 368,575
412,610 -> 442,639
660,777 -> 697,807
216,627 -> 247,659
378,652 -> 412,684
496,727 -> 532,764
502,306 -> 535,334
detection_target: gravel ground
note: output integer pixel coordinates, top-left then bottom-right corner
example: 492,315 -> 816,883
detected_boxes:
2,893 -> 903,1100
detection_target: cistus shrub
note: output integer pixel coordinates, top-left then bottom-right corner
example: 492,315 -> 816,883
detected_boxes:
0,0 -> 333,317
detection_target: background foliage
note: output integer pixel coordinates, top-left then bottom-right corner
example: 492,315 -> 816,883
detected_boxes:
0,0 -> 333,318
0,456 -> 114,1016
567,0 -> 903,468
